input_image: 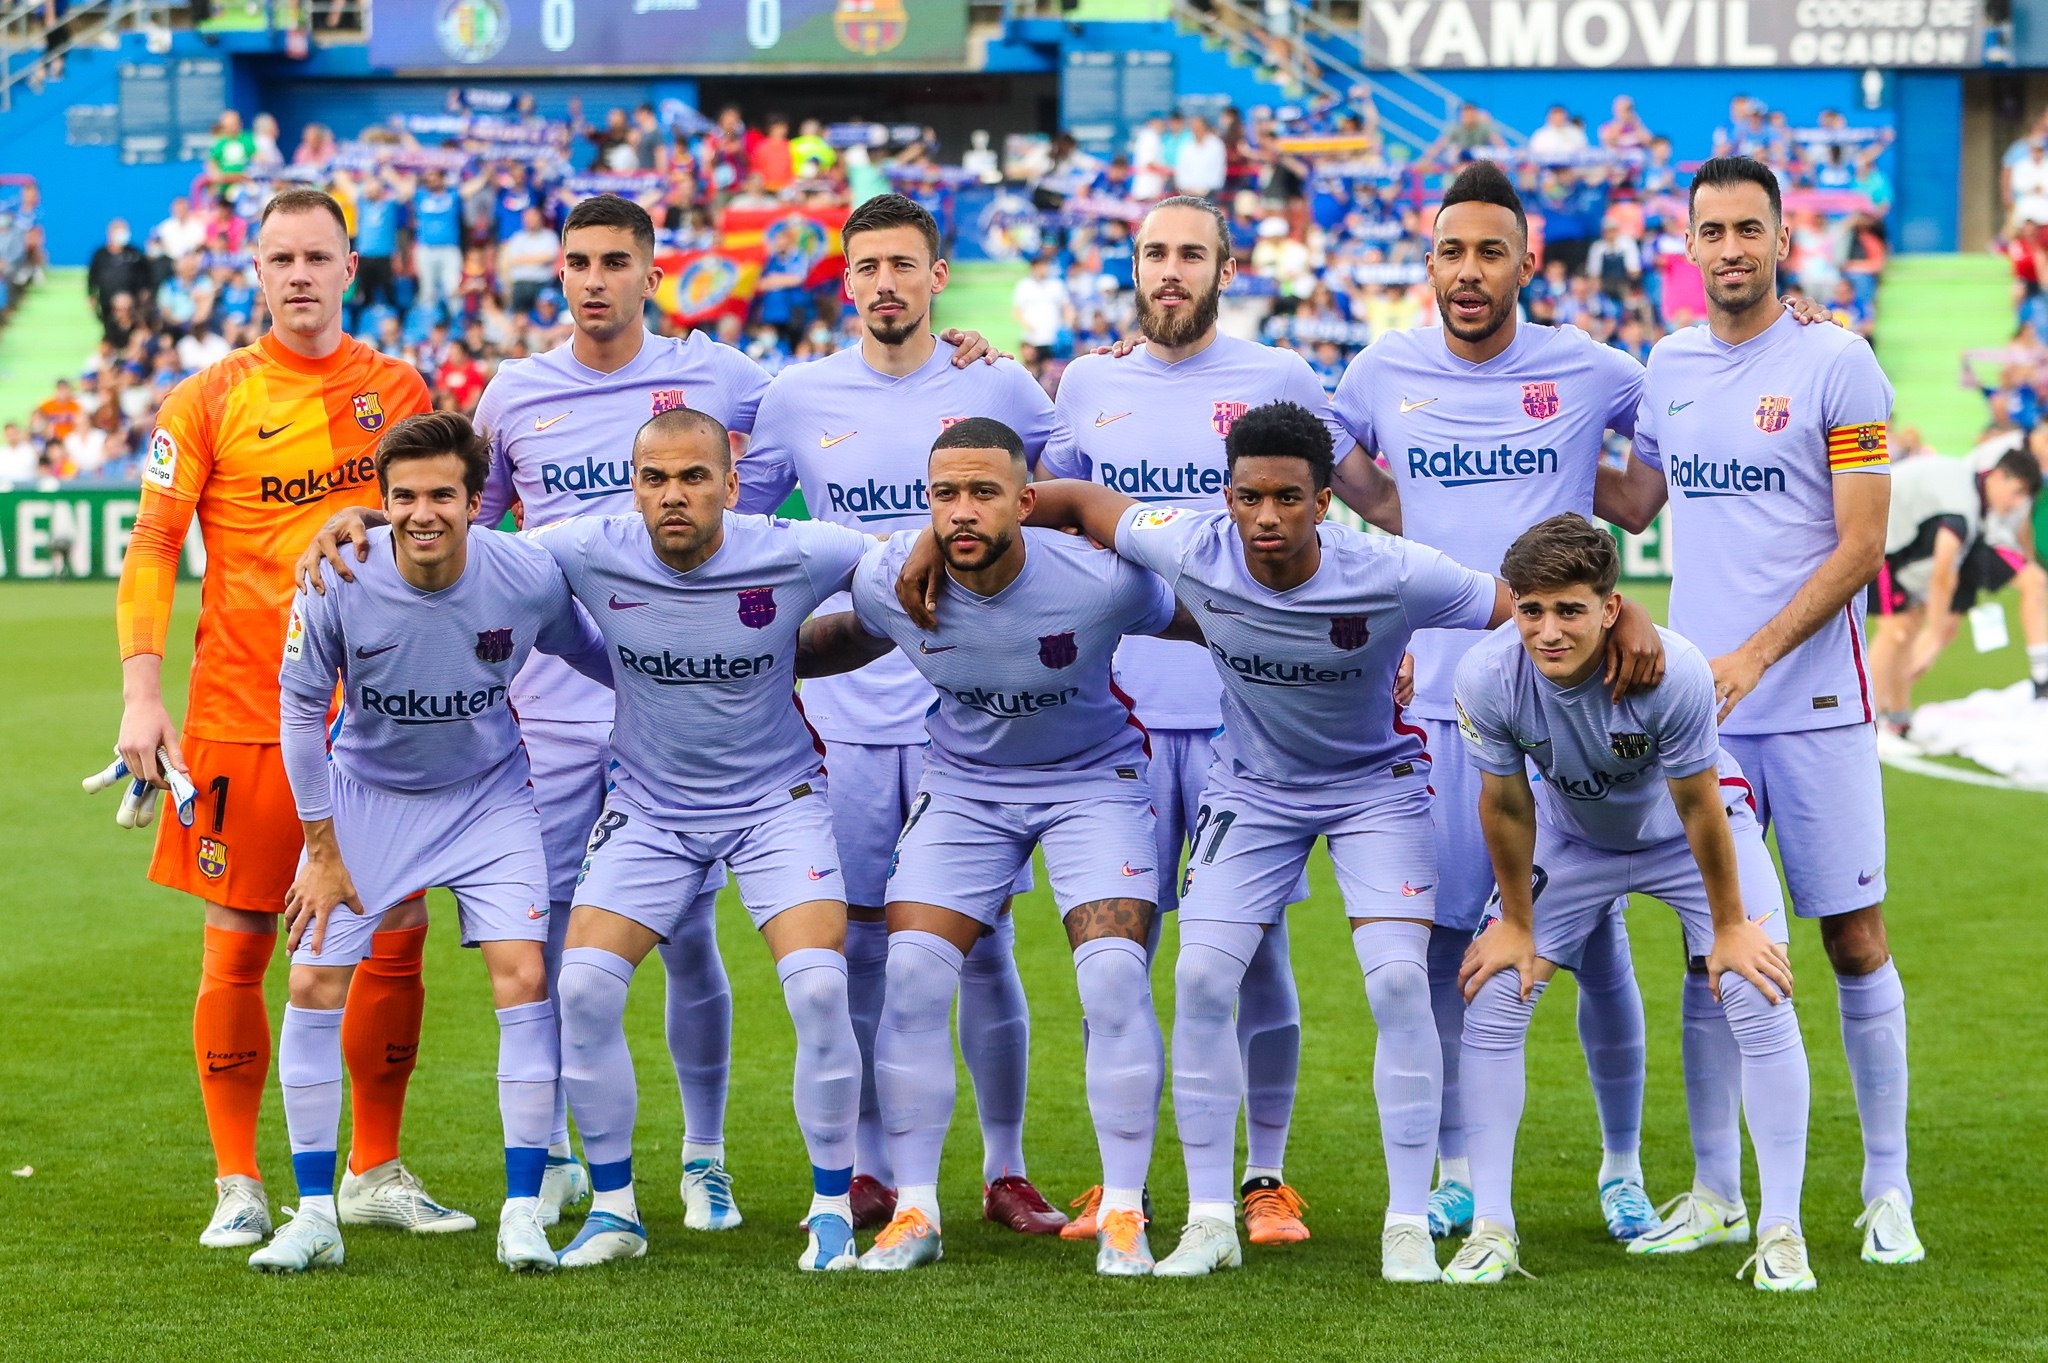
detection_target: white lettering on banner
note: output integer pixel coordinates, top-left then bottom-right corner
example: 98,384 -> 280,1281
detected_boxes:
1492,0 -> 1559,65
1360,0 -> 1979,68
1562,0 -> 1632,65
1632,0 -> 1694,65
0,495 -> 206,580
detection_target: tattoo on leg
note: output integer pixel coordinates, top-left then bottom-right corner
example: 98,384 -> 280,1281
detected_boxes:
1065,897 -> 1154,948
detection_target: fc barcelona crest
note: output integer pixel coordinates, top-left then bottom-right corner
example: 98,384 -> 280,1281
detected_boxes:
1610,732 -> 1651,760
650,389 -> 687,415
1754,395 -> 1791,434
1329,615 -> 1371,650
1522,382 -> 1560,421
352,392 -> 385,432
197,837 -> 229,880
1038,631 -> 1078,669
475,627 -> 514,663
1211,401 -> 1250,437
738,587 -> 777,628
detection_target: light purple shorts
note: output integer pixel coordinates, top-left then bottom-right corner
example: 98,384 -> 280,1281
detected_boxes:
1721,725 -> 1886,918
525,715 -> 726,909
1149,728 -> 1307,914
886,785 -> 1158,926
1423,715 -> 1498,933
1481,799 -> 1787,968
823,738 -> 1032,909
292,753 -> 550,967
573,789 -> 844,937
1178,772 -> 1438,927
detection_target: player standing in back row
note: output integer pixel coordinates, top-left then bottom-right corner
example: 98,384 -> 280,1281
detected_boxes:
1603,156 -> 1920,1265
1036,196 -> 1345,1246
114,188 -> 461,1248
735,194 -> 1065,1235
1328,162 -> 1672,1245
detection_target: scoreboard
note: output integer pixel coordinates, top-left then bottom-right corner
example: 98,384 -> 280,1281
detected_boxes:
369,0 -> 968,69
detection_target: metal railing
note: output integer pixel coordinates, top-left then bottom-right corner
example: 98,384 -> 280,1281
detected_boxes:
1170,0 -> 1524,152
0,0 -> 168,113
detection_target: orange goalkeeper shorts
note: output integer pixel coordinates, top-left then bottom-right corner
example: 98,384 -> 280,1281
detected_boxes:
147,736 -> 303,913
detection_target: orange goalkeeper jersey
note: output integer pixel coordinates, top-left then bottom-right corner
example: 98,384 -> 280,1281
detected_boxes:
116,332 -> 430,743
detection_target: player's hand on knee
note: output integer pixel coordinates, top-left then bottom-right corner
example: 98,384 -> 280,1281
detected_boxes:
116,700 -> 184,790
1708,915 -> 1794,1006
1461,921 -> 1537,1003
286,859 -> 363,956
295,505 -> 376,593
1605,598 -> 1666,700
897,529 -> 945,630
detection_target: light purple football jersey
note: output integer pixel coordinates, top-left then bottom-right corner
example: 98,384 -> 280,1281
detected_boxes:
1632,310 -> 1894,734
851,528 -> 1175,801
1333,322 -> 1644,720
1114,505 -> 1497,806
474,328 -> 773,724
530,510 -> 869,831
732,338 -> 1057,746
1038,335 -> 1347,732
280,526 -> 602,792
1453,623 -> 1736,852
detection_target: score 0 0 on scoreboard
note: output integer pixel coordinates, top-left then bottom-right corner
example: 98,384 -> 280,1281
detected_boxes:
370,0 -> 969,69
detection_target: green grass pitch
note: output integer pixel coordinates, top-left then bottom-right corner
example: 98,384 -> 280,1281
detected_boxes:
2,580 -> 2043,1362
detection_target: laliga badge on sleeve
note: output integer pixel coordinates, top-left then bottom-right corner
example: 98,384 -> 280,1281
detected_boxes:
1967,601 -> 2010,654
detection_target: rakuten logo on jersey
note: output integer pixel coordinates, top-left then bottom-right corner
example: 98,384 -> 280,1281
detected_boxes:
359,683 -> 509,724
1668,453 -> 1788,498
541,457 -> 634,502
261,454 -> 377,506
619,645 -> 774,684
1547,768 -> 1645,801
947,684 -> 1081,717
1098,461 -> 1226,501
1405,443 -> 1558,488
1211,646 -> 1364,687
824,478 -> 928,522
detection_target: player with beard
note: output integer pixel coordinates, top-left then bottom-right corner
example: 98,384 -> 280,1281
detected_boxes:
1036,196 -> 1348,1246
734,195 -> 1066,1236
1328,164 -> 1829,1245
1599,157 -> 1919,1269
1328,162 -> 1669,1246
298,193 -> 1004,1234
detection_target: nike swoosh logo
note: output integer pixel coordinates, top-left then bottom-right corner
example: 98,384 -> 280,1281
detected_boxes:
1401,882 -> 1435,897
1203,598 -> 1245,616
819,431 -> 857,448
609,594 -> 648,610
1094,411 -> 1132,427
534,413 -> 571,432
1857,867 -> 1881,886
1667,400 -> 1695,416
1398,398 -> 1438,414
354,644 -> 399,659
918,640 -> 957,654
1121,864 -> 1153,876
1870,1232 -> 1897,1254
207,1058 -> 257,1073
807,867 -> 835,881
258,423 -> 293,440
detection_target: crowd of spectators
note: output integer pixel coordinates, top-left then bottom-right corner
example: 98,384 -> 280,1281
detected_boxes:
5,85 -> 1896,489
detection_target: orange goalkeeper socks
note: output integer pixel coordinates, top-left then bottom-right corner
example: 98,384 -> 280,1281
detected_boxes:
194,924 -> 276,1180
342,922 -> 426,1174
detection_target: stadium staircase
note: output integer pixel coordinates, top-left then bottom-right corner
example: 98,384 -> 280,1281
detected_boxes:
1163,0 -> 1522,153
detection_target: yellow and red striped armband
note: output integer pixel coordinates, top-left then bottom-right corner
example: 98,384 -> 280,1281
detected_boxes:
1827,421 -> 1889,472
